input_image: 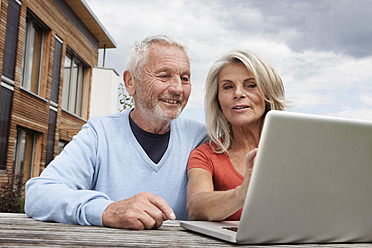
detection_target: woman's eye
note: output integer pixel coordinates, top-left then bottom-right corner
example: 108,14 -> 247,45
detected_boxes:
223,85 -> 233,90
246,83 -> 257,88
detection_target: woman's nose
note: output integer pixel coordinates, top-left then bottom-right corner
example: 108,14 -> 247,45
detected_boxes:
233,87 -> 246,99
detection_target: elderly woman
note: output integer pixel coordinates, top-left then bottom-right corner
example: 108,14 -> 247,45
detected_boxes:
186,50 -> 286,221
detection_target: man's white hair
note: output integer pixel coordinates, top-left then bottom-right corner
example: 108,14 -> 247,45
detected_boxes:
126,35 -> 190,84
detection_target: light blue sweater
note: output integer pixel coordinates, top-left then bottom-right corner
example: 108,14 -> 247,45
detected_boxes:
25,110 -> 207,226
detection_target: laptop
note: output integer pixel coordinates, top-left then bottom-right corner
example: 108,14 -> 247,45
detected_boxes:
181,110 -> 372,244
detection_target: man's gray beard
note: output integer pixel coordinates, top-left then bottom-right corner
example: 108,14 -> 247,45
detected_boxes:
137,96 -> 183,122
154,102 -> 183,121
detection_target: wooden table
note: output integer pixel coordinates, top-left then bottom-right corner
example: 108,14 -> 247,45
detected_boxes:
1,213 -> 371,247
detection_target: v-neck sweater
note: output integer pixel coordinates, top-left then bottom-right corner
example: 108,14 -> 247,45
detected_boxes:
25,110 -> 207,226
129,114 -> 170,164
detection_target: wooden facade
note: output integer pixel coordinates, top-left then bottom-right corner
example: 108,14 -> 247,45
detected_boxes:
0,0 -> 115,187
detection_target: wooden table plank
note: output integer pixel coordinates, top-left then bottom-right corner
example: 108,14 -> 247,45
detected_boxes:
1,213 -> 372,247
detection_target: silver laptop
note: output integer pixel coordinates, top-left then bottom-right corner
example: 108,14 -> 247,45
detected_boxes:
181,110 -> 372,244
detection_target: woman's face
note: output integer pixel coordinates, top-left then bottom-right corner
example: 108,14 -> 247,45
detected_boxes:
217,62 -> 266,128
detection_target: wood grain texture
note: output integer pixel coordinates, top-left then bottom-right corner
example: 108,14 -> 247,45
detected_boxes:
0,213 -> 371,248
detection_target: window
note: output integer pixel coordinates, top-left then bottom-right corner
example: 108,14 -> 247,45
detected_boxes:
51,36 -> 63,104
0,85 -> 14,170
62,50 -> 87,117
2,0 -> 21,80
58,140 -> 69,154
13,128 -> 39,185
21,13 -> 46,95
45,108 -> 57,166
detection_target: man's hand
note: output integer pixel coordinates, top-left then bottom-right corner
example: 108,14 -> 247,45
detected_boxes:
102,192 -> 176,230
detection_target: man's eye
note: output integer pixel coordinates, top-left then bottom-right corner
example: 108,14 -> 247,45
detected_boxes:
181,76 -> 189,82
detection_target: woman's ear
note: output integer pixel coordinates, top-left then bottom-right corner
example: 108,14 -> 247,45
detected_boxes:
123,70 -> 136,95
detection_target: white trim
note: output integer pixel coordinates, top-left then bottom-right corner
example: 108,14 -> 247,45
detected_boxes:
20,87 -> 48,103
49,105 -> 58,112
1,81 -> 15,91
1,75 -> 15,86
62,109 -> 87,122
55,35 -> 63,44
50,101 -> 58,108
14,0 -> 22,6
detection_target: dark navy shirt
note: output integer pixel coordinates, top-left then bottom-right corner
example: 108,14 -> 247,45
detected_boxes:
129,115 -> 170,164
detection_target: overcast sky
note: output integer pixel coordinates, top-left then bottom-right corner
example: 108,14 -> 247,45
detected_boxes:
85,0 -> 372,123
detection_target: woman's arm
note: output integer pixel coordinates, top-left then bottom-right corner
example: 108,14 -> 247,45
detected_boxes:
186,149 -> 257,221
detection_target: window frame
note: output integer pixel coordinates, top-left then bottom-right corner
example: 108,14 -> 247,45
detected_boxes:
62,49 -> 88,117
13,128 -> 35,182
58,140 -> 69,155
20,11 -> 47,95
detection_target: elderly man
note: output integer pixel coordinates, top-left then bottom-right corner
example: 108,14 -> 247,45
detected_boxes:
25,35 -> 207,230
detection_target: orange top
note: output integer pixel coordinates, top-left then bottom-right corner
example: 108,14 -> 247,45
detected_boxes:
187,142 -> 243,221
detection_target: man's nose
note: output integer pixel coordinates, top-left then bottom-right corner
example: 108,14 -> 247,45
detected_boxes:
168,76 -> 183,94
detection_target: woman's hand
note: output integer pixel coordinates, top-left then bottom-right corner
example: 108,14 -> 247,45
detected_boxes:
186,148 -> 258,221
236,148 -> 258,202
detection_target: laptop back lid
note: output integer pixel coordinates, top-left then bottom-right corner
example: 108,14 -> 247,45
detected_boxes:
237,110 -> 372,244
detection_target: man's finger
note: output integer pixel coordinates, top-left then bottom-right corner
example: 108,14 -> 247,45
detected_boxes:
147,193 -> 176,221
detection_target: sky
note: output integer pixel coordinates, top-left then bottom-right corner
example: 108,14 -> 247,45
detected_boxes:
85,0 -> 372,123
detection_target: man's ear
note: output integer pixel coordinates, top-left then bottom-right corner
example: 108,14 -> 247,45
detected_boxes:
123,70 -> 136,95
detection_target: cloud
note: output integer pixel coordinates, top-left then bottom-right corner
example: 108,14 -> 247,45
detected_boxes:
250,0 -> 372,58
86,0 -> 372,123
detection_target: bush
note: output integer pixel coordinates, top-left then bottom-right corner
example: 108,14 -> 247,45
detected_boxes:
0,173 -> 25,213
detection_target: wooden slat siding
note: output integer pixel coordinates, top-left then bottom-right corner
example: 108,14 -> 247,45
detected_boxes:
83,65 -> 92,119
12,91 -> 49,131
39,30 -> 52,99
0,0 -> 100,186
25,0 -> 99,69
0,0 -> 27,182
58,110 -> 86,141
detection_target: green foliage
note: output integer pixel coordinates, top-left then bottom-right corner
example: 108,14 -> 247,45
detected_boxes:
118,81 -> 134,112
119,93 -> 134,112
0,173 -> 25,213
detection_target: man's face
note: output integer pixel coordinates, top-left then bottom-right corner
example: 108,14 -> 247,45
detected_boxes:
136,44 -> 191,122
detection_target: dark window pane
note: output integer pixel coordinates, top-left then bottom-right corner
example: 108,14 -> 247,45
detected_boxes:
0,86 -> 14,169
2,0 -> 21,80
51,38 -> 63,103
45,109 -> 57,166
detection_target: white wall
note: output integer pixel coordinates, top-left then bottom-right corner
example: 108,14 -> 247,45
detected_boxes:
90,67 -> 120,118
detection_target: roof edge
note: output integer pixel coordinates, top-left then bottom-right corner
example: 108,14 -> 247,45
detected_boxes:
65,0 -> 117,49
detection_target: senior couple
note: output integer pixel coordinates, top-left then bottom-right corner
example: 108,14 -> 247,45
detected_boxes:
25,35 -> 286,229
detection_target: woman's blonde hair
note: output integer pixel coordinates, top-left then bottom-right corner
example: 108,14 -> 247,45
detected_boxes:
205,49 -> 286,153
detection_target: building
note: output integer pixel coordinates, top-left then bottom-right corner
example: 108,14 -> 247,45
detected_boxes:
90,67 -> 119,118
0,0 -> 116,188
